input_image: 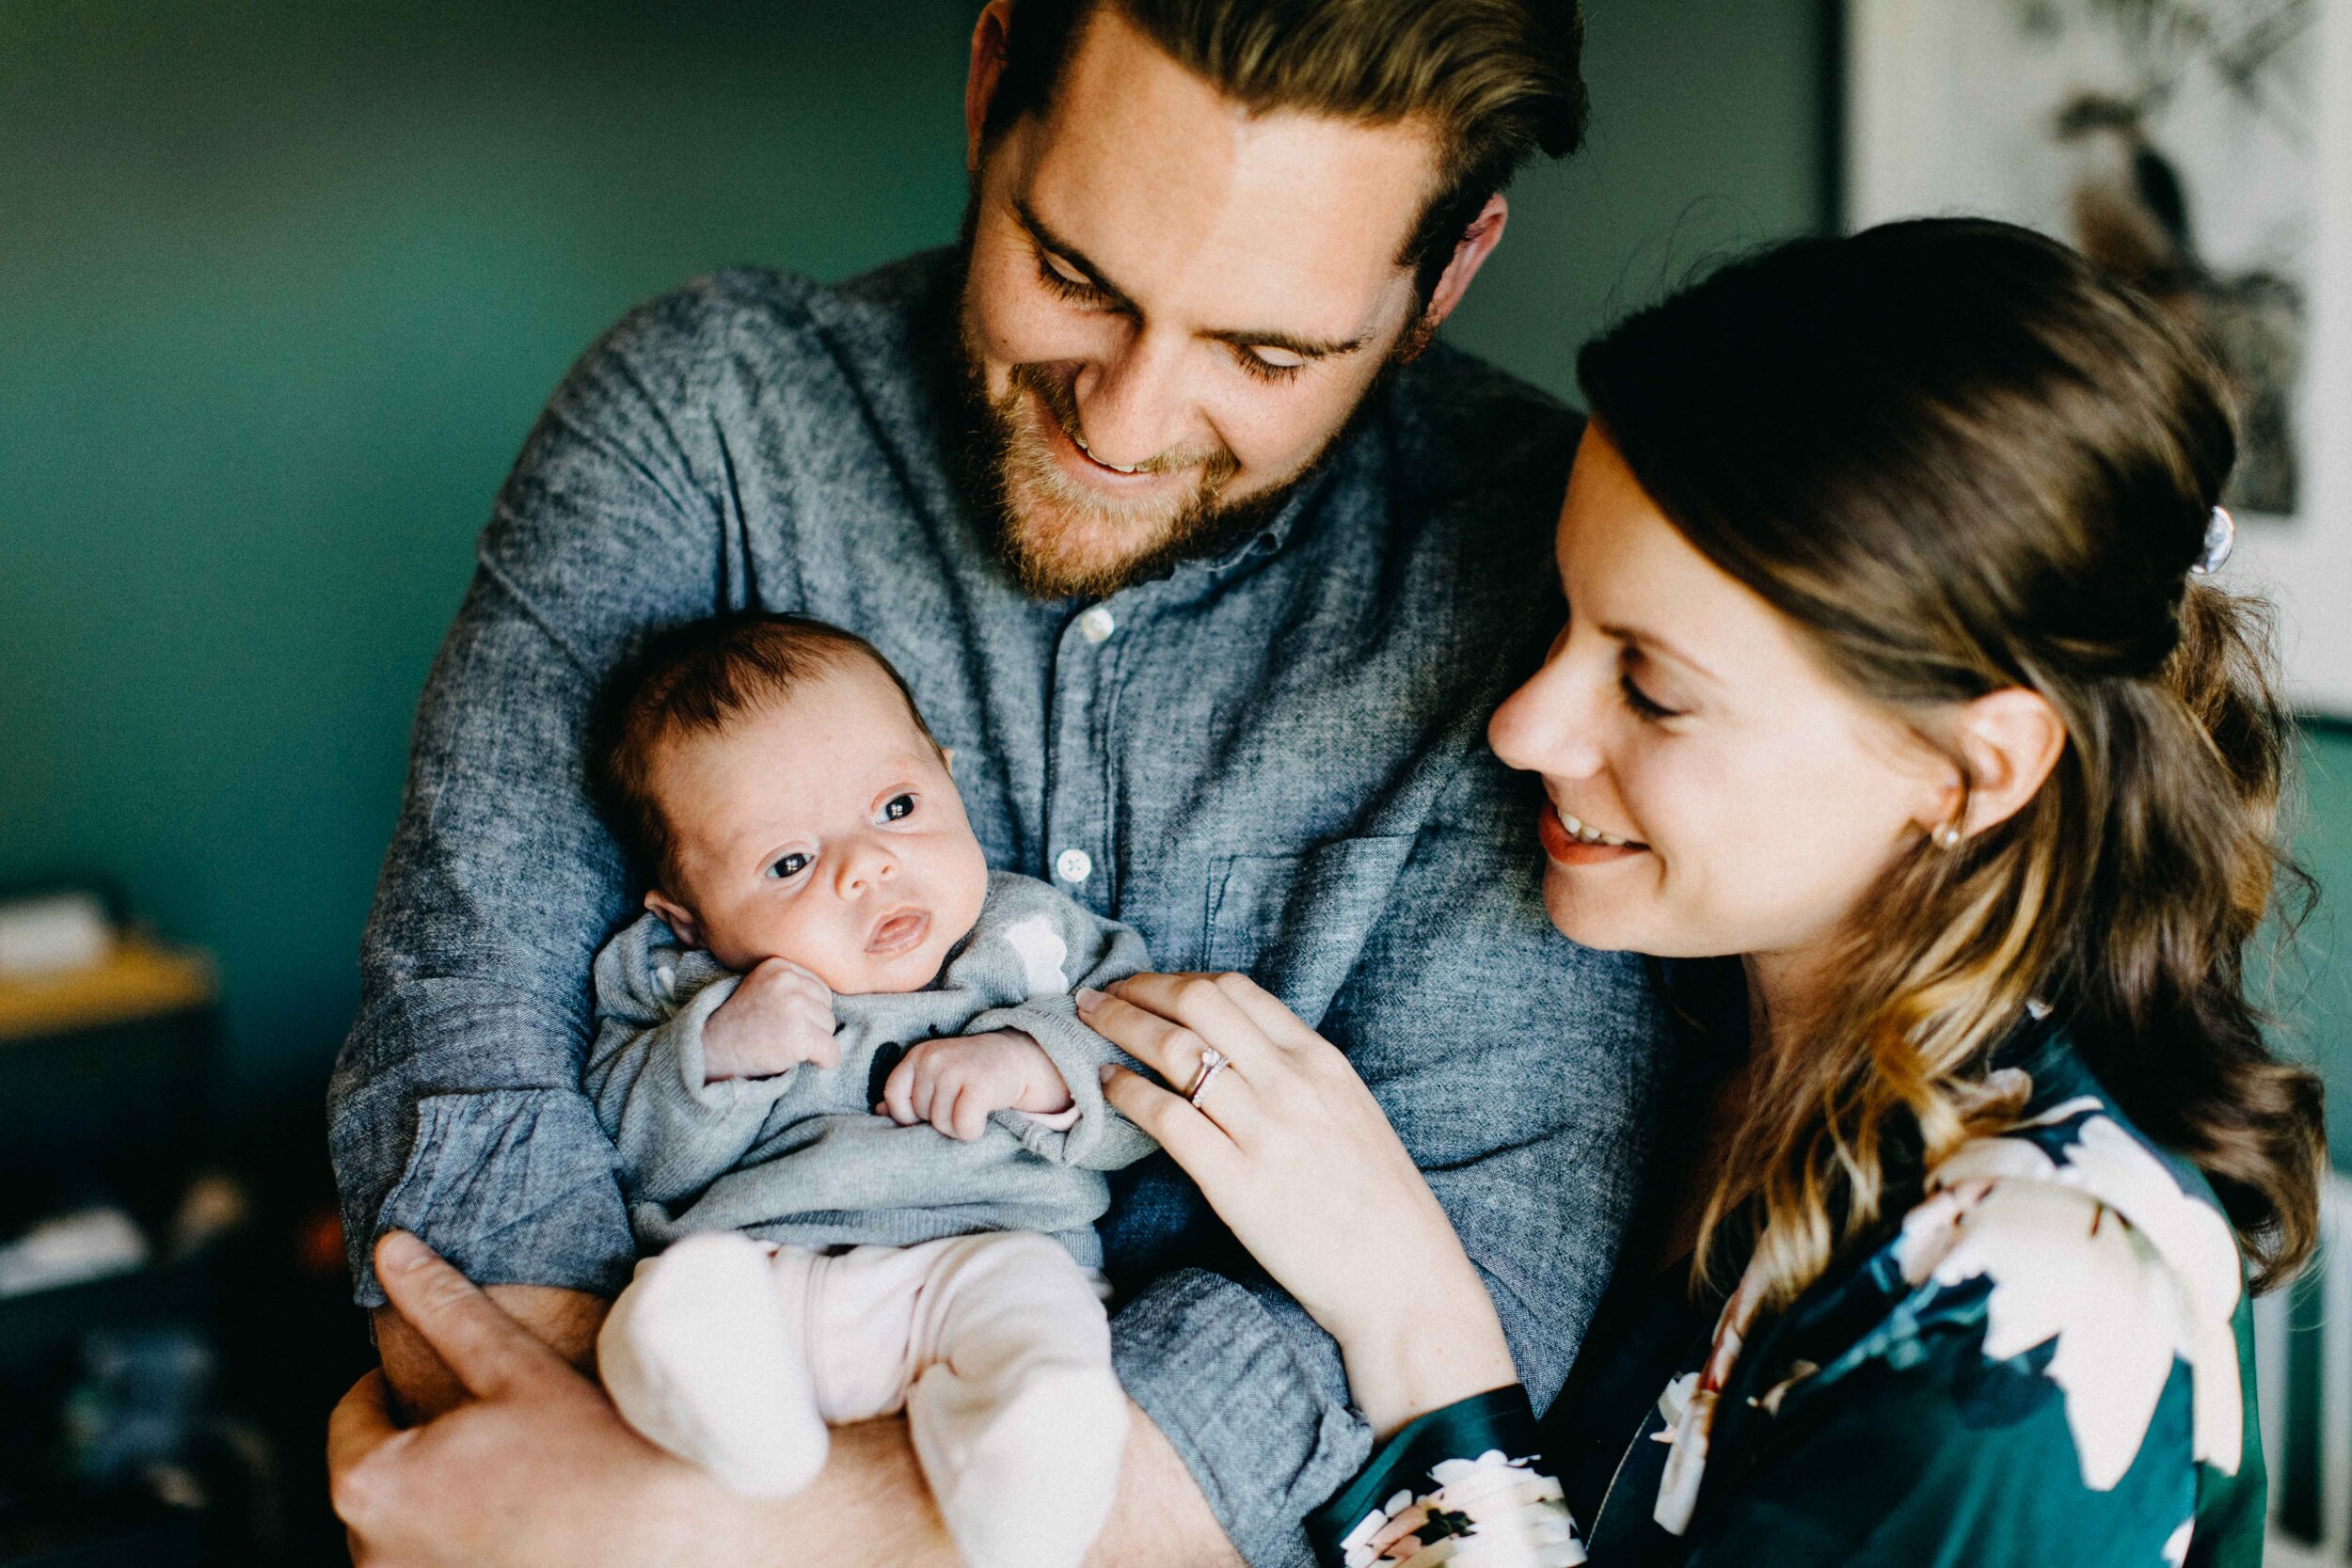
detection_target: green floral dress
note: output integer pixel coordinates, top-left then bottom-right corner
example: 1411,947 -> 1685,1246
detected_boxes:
1306,1023 -> 2266,1568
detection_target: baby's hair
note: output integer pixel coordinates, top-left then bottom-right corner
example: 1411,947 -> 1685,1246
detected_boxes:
593,612 -> 940,891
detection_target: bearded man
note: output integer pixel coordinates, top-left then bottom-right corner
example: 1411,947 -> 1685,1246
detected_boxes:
326,3 -> 1663,1563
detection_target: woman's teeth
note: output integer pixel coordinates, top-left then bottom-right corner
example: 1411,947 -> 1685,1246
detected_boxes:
1558,810 -> 1635,848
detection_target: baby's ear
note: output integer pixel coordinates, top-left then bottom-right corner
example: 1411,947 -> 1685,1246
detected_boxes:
942,745 -> 957,775
644,888 -> 702,946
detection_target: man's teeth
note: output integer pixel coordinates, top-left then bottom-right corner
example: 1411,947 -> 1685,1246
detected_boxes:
1558,810 -> 1634,848
1073,433 -> 1142,475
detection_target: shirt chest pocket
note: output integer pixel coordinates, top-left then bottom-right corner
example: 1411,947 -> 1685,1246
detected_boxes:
1202,833 -> 1418,1027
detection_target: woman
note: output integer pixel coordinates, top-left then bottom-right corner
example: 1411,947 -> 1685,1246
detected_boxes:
1089,217 -> 2325,1566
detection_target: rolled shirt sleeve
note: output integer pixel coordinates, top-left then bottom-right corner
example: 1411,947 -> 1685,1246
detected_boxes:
327,289 -> 735,1308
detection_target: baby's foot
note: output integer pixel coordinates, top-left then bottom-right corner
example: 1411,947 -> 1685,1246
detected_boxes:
597,1232 -> 828,1496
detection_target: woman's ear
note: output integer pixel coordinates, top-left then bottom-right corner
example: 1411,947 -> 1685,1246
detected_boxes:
644,888 -> 703,947
1939,689 -> 2067,840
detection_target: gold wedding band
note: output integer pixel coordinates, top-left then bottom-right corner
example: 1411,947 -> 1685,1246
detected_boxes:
1184,1048 -> 1230,1107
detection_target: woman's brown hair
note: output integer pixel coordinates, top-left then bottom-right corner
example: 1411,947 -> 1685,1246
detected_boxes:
1580,217 -> 2325,1305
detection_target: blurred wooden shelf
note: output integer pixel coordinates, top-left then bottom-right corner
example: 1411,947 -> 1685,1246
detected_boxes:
0,941 -> 215,1043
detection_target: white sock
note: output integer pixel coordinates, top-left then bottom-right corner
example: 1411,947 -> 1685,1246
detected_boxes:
596,1232 -> 829,1497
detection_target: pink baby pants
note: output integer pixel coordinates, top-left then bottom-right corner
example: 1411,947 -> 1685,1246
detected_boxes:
597,1228 -> 1129,1568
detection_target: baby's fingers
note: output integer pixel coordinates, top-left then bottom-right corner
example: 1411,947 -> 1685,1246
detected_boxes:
879,1056 -> 921,1125
946,1081 -> 993,1142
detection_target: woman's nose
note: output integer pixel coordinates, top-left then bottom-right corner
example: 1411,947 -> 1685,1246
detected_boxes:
1489,649 -> 1608,780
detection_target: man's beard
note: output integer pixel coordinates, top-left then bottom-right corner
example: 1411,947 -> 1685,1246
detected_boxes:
953,272 -> 1419,601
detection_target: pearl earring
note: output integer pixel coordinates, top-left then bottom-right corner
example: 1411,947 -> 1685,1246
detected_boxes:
1930,820 -> 1963,852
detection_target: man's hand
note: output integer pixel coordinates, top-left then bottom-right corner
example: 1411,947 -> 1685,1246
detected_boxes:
331,1232 -> 1242,1568
333,1234 -> 710,1568
704,958 -> 837,1083
876,1030 -> 1073,1140
373,1282 -> 608,1423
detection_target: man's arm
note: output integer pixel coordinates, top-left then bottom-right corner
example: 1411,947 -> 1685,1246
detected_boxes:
328,290 -> 738,1315
332,1233 -> 1241,1567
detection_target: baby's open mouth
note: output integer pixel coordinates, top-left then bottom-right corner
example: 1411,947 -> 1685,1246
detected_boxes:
866,909 -> 930,956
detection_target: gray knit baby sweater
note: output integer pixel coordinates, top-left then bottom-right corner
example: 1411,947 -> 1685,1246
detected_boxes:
583,871 -> 1159,1268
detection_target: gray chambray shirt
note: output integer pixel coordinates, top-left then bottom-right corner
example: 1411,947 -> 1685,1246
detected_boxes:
326,247 -> 1668,1568
586,871 -> 1156,1261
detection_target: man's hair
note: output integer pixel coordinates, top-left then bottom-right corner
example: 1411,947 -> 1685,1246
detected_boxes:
983,0 -> 1589,297
592,613 -> 939,890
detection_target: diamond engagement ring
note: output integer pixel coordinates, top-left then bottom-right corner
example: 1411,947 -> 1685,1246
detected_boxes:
1184,1048 -> 1231,1107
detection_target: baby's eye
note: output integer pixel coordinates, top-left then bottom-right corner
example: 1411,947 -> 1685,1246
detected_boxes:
882,794 -> 916,822
768,851 -> 811,879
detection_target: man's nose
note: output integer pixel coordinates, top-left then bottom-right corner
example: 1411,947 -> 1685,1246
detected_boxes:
1073,325 -> 1198,472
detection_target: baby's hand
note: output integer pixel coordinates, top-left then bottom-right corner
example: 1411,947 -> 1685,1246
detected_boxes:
876,1031 -> 1073,1142
703,958 -> 838,1084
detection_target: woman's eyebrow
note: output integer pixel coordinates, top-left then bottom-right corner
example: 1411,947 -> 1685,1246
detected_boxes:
1600,621 -> 1721,687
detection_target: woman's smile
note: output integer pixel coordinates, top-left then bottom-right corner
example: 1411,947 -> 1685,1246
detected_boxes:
1535,800 -> 1647,865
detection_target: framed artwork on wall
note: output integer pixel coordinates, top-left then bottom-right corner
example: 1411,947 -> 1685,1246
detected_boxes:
1845,0 -> 2352,716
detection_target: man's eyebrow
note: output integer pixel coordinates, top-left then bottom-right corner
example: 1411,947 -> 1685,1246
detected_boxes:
1015,198 -> 1371,362
1015,199 -> 1139,316
1601,622 -> 1721,687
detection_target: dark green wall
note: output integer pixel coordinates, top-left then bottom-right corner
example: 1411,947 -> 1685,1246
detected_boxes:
3,0 -> 2341,1154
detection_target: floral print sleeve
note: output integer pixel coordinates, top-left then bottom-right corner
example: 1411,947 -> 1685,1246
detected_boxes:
1305,1386 -> 1585,1568
1641,1042 -> 2265,1568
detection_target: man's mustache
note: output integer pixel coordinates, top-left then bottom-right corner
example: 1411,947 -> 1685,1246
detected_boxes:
1006,360 -> 1238,483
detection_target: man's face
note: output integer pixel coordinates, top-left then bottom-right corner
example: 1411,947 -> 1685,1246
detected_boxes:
961,6 -> 1446,597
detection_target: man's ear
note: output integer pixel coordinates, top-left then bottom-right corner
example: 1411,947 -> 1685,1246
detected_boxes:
1417,194 -> 1511,340
964,1 -> 1016,174
644,889 -> 703,947
1933,689 -> 2067,842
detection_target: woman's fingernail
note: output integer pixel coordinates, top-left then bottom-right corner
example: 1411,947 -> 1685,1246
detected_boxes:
1099,1063 -> 1117,1083
1076,987 -> 1104,1013
378,1231 -> 428,1272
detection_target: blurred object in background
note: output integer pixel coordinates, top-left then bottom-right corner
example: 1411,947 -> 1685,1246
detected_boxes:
0,894 -> 113,981
1846,0 -> 2352,718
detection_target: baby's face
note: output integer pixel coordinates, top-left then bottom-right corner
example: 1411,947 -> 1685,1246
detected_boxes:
646,659 -> 989,994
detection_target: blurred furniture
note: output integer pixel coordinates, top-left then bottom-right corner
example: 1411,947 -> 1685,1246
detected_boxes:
0,934 -> 236,1567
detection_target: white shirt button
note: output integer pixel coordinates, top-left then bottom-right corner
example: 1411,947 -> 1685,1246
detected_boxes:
1077,606 -> 1117,643
1056,848 -> 1093,884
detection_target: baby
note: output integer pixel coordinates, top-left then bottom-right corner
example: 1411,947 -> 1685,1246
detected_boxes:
581,612 -> 1155,1568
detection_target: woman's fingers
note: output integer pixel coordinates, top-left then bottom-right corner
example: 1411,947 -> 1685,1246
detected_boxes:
371,1233 -> 571,1404
1101,1065 -> 1241,1178
1199,971 -> 1328,1053
1079,973 -> 1272,1084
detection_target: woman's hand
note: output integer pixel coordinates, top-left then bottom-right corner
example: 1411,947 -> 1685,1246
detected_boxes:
1088,974 -> 1518,1434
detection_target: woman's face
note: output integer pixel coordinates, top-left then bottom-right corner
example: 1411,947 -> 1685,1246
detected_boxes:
1488,427 -> 1952,972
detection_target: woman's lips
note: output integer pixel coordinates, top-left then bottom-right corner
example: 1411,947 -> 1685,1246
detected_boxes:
1536,801 -> 1646,866
866,909 -> 931,956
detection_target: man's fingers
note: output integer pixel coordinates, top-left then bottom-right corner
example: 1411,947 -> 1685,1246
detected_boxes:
372,1232 -> 571,1403
326,1369 -> 405,1507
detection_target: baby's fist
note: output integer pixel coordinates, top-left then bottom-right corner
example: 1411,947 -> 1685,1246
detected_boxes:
877,1031 -> 1073,1141
703,958 -> 837,1084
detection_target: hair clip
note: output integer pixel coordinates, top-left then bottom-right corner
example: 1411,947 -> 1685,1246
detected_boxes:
2191,505 -> 2234,576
